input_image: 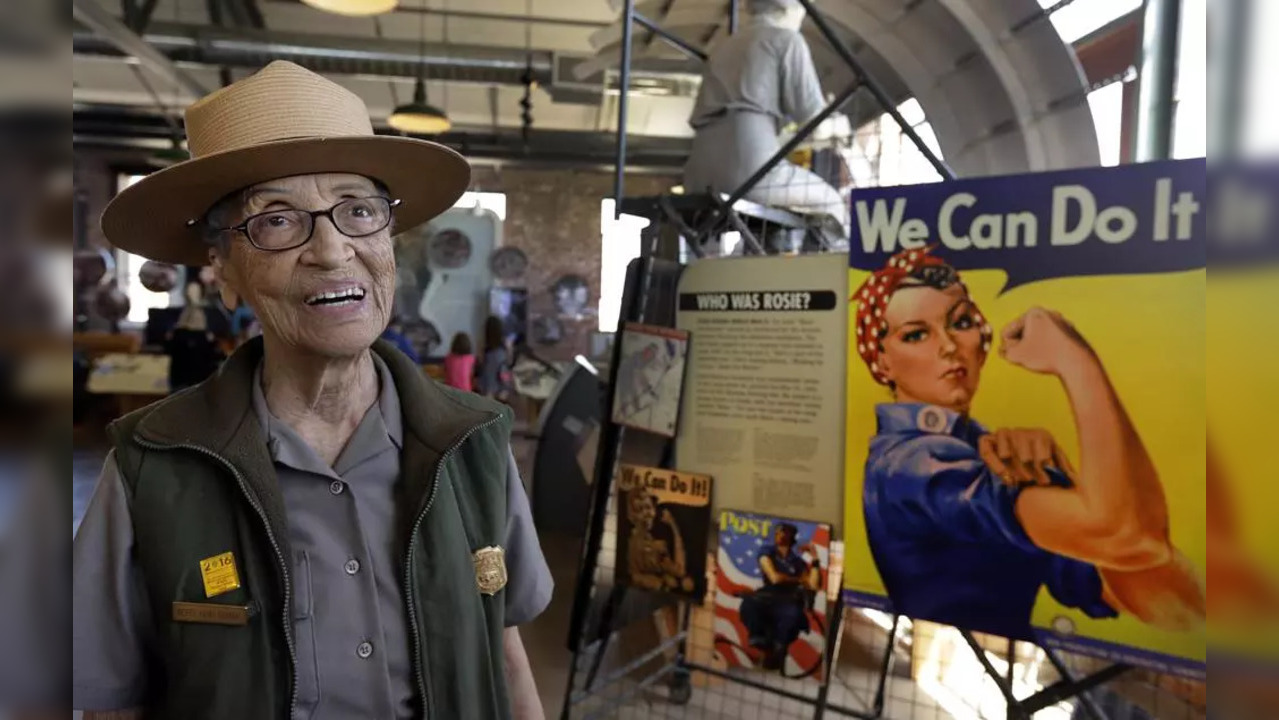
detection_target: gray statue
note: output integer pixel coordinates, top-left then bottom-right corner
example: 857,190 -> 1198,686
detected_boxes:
684,0 -> 850,247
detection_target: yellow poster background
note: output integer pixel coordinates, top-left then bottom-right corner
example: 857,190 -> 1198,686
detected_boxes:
1207,266 -> 1279,662
842,266 -> 1206,667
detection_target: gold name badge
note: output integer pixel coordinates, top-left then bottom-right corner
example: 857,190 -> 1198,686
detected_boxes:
199,551 -> 242,598
473,546 -> 508,596
173,601 -> 250,626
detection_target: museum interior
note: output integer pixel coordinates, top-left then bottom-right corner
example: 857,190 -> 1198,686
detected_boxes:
3,0 -> 1268,717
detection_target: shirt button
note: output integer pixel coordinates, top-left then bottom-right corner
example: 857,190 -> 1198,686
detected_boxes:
357,641 -> 374,659
329,480 -> 345,495
344,558 -> 361,575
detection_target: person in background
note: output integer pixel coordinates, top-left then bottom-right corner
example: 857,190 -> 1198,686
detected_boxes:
478,315 -> 512,400
164,280 -> 225,391
381,316 -> 421,364
444,331 -> 476,392
228,300 -> 259,345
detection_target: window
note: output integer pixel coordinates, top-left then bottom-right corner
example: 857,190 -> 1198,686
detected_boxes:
454,191 -> 507,220
1041,0 -> 1143,44
118,174 -> 172,324
848,98 -> 945,188
1087,81 -> 1126,166
599,199 -> 651,332
1240,0 -> 1279,155
1171,0 -> 1206,158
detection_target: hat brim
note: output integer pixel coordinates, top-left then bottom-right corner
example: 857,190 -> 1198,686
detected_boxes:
101,135 -> 470,266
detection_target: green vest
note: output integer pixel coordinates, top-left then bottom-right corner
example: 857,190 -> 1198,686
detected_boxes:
108,338 -> 514,720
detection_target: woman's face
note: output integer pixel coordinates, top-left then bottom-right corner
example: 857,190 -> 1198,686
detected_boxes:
773,527 -> 795,550
878,283 -> 986,413
210,172 -> 396,360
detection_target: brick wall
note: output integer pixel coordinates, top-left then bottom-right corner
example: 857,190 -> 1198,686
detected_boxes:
74,148 -> 147,252
477,167 -> 677,361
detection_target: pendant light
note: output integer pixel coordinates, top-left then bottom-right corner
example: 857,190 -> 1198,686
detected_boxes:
301,0 -> 398,16
388,0 -> 451,135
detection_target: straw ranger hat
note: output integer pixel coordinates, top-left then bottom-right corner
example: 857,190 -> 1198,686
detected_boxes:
102,60 -> 470,266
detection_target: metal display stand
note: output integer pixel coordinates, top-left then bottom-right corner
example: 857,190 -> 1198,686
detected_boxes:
558,208 -> 905,720
558,0 -> 1201,716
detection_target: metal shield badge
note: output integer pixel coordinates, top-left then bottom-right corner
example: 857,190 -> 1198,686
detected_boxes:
473,546 -> 508,596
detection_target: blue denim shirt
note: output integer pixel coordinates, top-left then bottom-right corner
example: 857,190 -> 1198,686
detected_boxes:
862,403 -> 1116,640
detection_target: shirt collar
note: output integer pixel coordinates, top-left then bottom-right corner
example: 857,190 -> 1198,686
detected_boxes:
874,402 -> 985,440
250,352 -> 403,472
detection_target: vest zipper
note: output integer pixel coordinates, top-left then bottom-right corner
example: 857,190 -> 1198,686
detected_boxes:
134,438 -> 299,720
404,413 -> 503,719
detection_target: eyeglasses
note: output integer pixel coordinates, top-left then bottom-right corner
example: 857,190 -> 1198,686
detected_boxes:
202,197 -> 401,252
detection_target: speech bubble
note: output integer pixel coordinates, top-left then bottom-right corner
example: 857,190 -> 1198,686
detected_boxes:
849,159 -> 1206,295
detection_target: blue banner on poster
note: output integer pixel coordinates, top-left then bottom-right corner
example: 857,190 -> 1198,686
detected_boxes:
849,159 -> 1206,293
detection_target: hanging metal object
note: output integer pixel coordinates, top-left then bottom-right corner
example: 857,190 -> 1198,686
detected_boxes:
520,59 -> 534,149
389,0 -> 452,135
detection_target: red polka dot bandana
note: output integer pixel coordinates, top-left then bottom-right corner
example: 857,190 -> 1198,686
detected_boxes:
852,247 -> 992,385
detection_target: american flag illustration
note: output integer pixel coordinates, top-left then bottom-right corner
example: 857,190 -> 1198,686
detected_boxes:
713,512 -> 831,681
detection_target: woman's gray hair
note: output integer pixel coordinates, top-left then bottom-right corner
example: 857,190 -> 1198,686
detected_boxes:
199,177 -> 392,257
200,190 -> 241,257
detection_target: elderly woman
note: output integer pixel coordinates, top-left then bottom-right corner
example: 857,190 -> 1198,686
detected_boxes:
72,62 -> 552,720
857,247 -> 1203,642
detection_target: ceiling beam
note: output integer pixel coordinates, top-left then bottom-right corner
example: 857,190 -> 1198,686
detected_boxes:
73,104 -> 691,170
221,0 -> 253,28
243,0 -> 266,29
204,0 -> 236,86
72,0 -> 209,97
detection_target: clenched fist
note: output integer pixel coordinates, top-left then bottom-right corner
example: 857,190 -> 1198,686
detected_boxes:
999,307 -> 1094,376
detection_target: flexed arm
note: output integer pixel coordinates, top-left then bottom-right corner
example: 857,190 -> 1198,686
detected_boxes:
1000,308 -> 1203,630
1000,308 -> 1170,570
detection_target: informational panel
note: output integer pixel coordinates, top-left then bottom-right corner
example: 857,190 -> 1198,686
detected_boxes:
676,255 -> 848,530
842,160 -> 1206,678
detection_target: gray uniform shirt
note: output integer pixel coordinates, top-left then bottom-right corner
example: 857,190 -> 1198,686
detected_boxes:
72,355 -> 554,717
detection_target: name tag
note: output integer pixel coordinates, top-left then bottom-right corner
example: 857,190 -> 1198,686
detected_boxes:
173,601 -> 251,626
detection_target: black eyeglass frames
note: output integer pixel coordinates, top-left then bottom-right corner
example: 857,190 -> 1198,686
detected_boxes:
191,196 -> 401,252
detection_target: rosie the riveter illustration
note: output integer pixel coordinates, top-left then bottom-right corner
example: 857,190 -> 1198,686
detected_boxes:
625,488 -> 693,594
739,523 -> 823,671
855,246 -> 1204,641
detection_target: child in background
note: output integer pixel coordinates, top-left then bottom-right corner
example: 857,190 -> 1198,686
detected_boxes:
444,332 -> 476,392
477,316 -> 513,401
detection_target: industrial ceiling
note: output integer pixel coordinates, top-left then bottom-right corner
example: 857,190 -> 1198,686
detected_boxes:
72,0 -> 1101,173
